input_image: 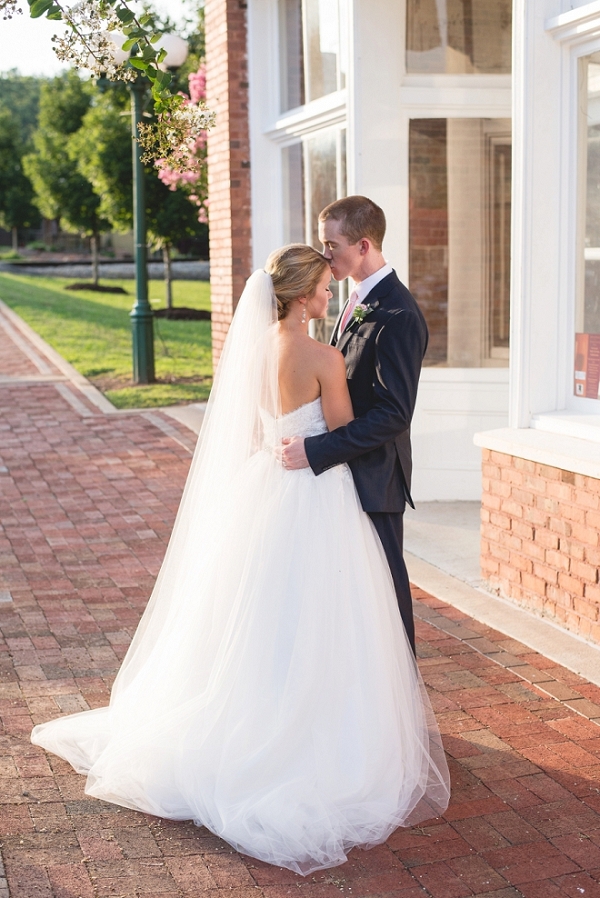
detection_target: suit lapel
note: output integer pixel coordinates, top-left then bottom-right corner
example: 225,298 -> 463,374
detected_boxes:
362,271 -> 397,308
330,298 -> 350,346
336,305 -> 378,352
331,271 -> 400,349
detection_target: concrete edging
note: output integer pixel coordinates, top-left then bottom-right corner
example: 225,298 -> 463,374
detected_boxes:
407,550 -> 600,688
0,297 -> 117,415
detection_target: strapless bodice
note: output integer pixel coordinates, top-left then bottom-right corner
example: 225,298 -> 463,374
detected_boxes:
260,397 -> 328,447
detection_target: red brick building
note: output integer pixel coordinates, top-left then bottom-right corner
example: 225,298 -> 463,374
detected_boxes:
205,0 -> 252,361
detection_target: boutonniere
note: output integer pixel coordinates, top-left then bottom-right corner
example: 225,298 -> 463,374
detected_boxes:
350,302 -> 376,326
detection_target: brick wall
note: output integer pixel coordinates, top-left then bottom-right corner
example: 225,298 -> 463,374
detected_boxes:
481,449 -> 600,644
408,119 -> 448,365
205,0 -> 252,365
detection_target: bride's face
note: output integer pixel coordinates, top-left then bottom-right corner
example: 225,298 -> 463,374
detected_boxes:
306,269 -> 333,321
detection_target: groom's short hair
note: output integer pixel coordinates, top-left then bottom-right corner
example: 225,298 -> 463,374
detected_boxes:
319,196 -> 386,251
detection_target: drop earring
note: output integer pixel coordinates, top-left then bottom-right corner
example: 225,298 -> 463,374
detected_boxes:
301,307 -> 307,324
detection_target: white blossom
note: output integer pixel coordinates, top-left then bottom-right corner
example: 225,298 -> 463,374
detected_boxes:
0,0 -> 22,19
138,103 -> 216,171
50,0 -> 137,81
169,105 -> 216,144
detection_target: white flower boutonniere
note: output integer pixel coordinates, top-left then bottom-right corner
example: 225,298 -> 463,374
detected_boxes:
350,303 -> 375,326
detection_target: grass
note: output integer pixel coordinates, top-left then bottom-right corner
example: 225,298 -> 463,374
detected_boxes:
0,272 -> 212,409
0,249 -> 24,260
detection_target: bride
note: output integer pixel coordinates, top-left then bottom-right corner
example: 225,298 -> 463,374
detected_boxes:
31,244 -> 450,875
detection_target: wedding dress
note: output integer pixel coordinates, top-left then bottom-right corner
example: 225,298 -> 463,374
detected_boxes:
31,271 -> 450,875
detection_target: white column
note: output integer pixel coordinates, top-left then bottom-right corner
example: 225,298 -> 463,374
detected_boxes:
447,118 -> 485,366
350,0 -> 406,275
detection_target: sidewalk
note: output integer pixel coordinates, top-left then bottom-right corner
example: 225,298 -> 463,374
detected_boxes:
1,305 -> 600,898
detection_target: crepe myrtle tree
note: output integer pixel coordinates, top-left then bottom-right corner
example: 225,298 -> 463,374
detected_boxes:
155,64 -> 209,307
0,0 -> 214,168
71,83 -> 205,307
157,65 -> 208,225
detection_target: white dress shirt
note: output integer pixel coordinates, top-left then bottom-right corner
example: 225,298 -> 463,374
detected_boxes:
352,262 -> 393,304
336,263 -> 393,339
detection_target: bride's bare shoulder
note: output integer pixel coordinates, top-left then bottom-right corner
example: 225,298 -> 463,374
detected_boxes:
310,340 -> 346,375
311,339 -> 343,360
279,332 -> 344,381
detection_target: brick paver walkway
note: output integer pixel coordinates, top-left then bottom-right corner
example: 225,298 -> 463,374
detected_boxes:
1,308 -> 600,898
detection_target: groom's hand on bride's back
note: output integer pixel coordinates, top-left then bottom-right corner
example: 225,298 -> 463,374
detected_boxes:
281,437 -> 309,469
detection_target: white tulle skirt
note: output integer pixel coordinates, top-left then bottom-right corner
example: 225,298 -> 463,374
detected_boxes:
31,451 -> 449,875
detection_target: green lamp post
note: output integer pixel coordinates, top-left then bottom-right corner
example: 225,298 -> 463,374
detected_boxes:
116,32 -> 188,384
129,77 -> 154,384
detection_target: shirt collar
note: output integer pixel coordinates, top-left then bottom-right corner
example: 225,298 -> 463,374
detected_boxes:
352,263 -> 393,305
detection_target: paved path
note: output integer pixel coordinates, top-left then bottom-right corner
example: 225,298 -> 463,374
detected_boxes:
1,309 -> 600,898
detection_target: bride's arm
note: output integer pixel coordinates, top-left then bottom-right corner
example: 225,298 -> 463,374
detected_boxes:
317,346 -> 354,431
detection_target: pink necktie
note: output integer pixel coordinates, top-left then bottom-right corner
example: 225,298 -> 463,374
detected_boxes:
339,290 -> 359,334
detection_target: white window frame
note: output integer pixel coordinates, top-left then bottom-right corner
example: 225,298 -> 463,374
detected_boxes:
474,0 -> 600,465
548,6 -> 600,420
513,1 -> 600,439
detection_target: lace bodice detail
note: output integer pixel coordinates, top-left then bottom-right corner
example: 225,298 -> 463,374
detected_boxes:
260,397 -> 328,448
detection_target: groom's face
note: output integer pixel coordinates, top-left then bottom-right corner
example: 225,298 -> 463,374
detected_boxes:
318,218 -> 362,282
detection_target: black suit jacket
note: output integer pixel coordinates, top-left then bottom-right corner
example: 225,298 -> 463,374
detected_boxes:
305,271 -> 428,513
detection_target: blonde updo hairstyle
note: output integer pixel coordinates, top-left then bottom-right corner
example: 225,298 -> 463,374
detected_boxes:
265,244 -> 330,321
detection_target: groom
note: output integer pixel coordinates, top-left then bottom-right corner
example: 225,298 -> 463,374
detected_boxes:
281,196 -> 428,653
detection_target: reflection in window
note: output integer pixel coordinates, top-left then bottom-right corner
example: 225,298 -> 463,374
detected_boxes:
304,131 -> 337,248
409,118 -> 512,367
583,55 -> 600,335
280,0 -> 348,112
282,143 -> 305,244
489,142 -> 511,357
280,0 -> 305,112
282,129 -> 348,340
409,120 -> 448,364
575,54 -> 600,399
406,0 -> 511,75
304,130 -> 347,338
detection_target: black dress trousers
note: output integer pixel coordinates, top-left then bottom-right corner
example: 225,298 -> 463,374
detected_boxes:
367,511 -> 415,655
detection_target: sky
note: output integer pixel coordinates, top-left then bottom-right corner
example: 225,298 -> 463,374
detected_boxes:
0,0 -> 194,78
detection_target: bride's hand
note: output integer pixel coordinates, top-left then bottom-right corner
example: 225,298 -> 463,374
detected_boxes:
280,436 -> 309,470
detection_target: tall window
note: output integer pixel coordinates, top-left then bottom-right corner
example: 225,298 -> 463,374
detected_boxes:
278,0 -> 348,341
405,0 -> 512,368
280,0 -> 348,112
282,129 -> 347,339
575,52 -> 600,400
409,118 -> 511,367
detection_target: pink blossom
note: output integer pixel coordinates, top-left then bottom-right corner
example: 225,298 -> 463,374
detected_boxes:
188,65 -> 206,104
154,65 -> 209,223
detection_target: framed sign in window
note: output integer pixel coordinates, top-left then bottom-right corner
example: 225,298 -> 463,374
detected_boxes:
574,333 -> 600,399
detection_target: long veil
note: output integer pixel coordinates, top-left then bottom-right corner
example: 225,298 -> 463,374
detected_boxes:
111,269 -> 280,698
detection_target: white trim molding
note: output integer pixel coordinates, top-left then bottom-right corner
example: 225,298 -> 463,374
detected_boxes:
399,74 -> 511,117
265,91 -> 347,143
531,410 -> 600,443
546,2 -> 600,43
474,426 -> 600,480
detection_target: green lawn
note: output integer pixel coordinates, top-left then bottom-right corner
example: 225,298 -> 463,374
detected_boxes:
0,273 -> 212,408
